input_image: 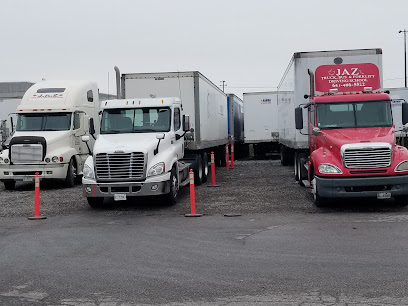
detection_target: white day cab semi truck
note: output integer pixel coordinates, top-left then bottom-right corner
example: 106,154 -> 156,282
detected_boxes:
278,48 -> 408,206
82,69 -> 228,208
243,91 -> 280,157
0,80 -> 100,190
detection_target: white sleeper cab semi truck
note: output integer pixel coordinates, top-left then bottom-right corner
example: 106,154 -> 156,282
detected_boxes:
0,80 -> 100,190
82,68 -> 228,208
243,91 -> 280,157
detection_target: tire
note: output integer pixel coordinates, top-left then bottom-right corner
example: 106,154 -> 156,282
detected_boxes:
312,176 -> 327,208
280,145 -> 289,166
64,158 -> 77,188
87,197 -> 104,209
4,180 -> 16,190
167,166 -> 179,206
201,152 -> 209,183
294,152 -> 299,181
395,195 -> 408,206
193,154 -> 203,185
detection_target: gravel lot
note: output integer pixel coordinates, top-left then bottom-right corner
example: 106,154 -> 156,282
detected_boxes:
1,157 -> 406,218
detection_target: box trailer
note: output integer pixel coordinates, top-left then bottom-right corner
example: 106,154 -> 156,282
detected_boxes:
384,87 -> 408,141
243,91 -> 280,157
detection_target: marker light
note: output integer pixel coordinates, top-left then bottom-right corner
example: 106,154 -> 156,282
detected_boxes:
363,87 -> 373,92
329,89 -> 338,94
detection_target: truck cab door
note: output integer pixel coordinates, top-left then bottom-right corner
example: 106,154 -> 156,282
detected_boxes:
308,104 -> 317,153
72,112 -> 88,166
172,107 -> 184,159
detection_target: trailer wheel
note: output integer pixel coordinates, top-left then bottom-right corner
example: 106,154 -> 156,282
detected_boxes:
193,154 -> 203,185
394,195 -> 408,206
4,180 -> 16,190
294,152 -> 299,181
167,166 -> 179,206
87,197 -> 104,209
201,152 -> 209,183
297,153 -> 308,187
280,145 -> 289,166
64,158 -> 77,188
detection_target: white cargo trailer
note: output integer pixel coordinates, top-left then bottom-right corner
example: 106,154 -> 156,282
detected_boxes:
384,87 -> 408,141
277,48 -> 383,165
243,91 -> 280,156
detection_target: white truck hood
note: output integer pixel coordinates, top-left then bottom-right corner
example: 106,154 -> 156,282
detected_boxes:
12,131 -> 71,145
94,133 -> 161,155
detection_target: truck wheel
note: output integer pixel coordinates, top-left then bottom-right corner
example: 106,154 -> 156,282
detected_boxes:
312,177 -> 326,208
294,152 -> 299,181
64,158 -> 77,188
87,197 -> 104,209
201,152 -> 209,183
4,180 -> 16,190
395,195 -> 408,206
280,145 -> 289,166
193,154 -> 203,185
167,167 -> 179,206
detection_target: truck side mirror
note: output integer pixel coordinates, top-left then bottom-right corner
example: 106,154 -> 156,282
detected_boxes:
89,118 -> 95,135
403,103 -> 408,125
87,90 -> 94,102
82,135 -> 90,142
183,115 -> 190,132
295,107 -> 303,130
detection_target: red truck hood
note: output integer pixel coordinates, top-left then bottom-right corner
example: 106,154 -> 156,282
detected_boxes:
322,127 -> 394,148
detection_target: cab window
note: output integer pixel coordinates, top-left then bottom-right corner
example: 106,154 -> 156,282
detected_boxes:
174,108 -> 181,131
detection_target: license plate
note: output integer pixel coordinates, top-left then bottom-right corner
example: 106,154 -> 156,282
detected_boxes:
114,194 -> 126,201
377,192 -> 391,200
23,177 -> 33,182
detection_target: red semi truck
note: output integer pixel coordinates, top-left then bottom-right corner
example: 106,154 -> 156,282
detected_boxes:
278,49 -> 408,206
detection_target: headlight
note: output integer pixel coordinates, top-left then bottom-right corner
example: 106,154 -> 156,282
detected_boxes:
318,163 -> 342,174
45,158 -> 50,163
3,158 -> 9,164
52,156 -> 59,163
395,160 -> 408,172
83,164 -> 95,179
147,162 -> 165,177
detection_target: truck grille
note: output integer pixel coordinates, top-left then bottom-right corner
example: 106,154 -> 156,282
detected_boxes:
11,144 -> 43,164
342,144 -> 392,169
95,152 -> 146,181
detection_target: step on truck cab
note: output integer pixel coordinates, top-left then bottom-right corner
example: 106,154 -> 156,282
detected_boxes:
0,80 -> 99,190
283,49 -> 408,206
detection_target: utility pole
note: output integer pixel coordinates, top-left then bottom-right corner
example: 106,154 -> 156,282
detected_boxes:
399,29 -> 407,87
220,81 -> 227,92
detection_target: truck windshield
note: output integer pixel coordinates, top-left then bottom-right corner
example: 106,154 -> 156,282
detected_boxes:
316,100 -> 392,129
101,107 -> 171,134
16,113 -> 72,131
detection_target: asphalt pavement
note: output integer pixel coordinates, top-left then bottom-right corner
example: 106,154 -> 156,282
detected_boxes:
1,158 -> 408,305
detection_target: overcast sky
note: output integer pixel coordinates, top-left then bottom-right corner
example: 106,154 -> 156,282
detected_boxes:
1,0 -> 408,99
